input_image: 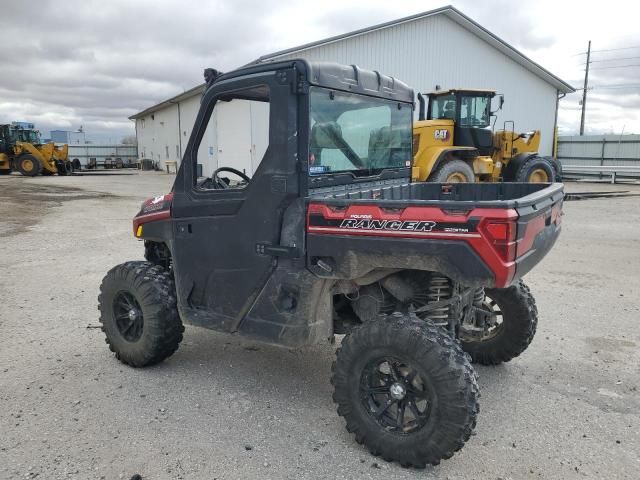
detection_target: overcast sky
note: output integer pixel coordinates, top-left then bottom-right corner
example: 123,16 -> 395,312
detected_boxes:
1,0 -> 639,142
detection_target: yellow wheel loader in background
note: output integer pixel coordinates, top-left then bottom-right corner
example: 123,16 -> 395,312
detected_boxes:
412,89 -> 562,183
0,123 -> 71,176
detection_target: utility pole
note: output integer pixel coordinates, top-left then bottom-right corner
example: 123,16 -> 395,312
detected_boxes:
580,40 -> 591,136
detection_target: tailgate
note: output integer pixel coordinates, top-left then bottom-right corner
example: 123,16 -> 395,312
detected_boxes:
513,188 -> 563,280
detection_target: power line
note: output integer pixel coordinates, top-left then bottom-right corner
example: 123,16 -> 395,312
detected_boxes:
587,56 -> 640,63
589,64 -> 640,70
592,45 -> 640,53
592,85 -> 640,90
573,45 -> 640,55
567,84 -> 640,93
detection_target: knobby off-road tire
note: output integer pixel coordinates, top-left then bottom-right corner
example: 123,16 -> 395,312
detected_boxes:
332,314 -> 479,468
98,261 -> 184,367
431,159 -> 475,183
460,280 -> 538,365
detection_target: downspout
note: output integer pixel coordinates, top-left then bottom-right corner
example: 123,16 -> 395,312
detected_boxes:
553,90 -> 567,158
131,118 -> 139,161
169,100 -> 182,163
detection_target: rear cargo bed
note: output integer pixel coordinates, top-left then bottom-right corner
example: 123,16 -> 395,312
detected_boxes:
306,181 -> 564,289
309,180 -> 564,209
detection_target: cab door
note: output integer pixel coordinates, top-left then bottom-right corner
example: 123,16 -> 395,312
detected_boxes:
170,68 -> 300,332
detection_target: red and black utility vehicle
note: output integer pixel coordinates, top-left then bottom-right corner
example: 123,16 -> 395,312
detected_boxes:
99,59 -> 563,467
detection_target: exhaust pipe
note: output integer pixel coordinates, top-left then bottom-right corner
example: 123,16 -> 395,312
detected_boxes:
417,93 -> 426,121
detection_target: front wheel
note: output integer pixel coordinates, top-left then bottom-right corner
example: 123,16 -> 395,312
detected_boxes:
332,314 -> 479,467
15,154 -> 42,177
459,280 -> 538,365
98,261 -> 184,367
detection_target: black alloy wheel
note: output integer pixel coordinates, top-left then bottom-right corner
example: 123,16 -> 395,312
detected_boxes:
360,356 -> 435,434
112,291 -> 144,342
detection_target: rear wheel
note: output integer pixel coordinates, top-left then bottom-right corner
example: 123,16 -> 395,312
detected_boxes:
459,280 -> 538,365
57,161 -> 73,175
548,156 -> 563,182
332,314 -> 479,467
515,156 -> 555,183
431,159 -> 475,183
98,261 -> 184,367
15,154 -> 42,177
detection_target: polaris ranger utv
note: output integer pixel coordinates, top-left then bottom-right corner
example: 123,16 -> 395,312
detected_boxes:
98,60 -> 563,467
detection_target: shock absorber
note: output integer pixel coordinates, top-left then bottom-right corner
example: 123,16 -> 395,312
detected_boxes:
473,288 -> 485,307
423,274 -> 452,326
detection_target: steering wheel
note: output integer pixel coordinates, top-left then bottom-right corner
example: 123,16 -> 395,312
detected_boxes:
212,166 -> 251,189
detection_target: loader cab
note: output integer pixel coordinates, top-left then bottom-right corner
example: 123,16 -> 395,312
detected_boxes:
16,128 -> 41,145
0,125 -> 9,154
426,89 -> 496,156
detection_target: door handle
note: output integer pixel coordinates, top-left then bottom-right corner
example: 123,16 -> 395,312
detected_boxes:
176,222 -> 192,237
256,243 -> 298,258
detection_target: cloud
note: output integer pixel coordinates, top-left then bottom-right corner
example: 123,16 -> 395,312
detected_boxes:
0,0 -> 638,139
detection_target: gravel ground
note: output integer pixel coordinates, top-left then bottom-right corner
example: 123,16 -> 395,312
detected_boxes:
1,172 -> 639,480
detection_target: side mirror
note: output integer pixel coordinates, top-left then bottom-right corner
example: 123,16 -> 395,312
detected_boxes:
490,94 -> 504,115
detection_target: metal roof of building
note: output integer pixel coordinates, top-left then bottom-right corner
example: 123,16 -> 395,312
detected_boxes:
129,5 -> 574,120
129,83 -> 205,120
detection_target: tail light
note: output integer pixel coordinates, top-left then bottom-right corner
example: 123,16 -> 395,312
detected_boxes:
482,220 -> 517,262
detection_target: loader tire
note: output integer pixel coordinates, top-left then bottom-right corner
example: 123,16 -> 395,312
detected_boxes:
98,261 -> 184,367
459,280 -> 538,365
15,154 -> 42,177
431,159 -> 475,183
515,156 -> 555,183
57,161 -> 73,176
0,169 -> 10,175
548,156 -> 563,182
332,313 -> 479,468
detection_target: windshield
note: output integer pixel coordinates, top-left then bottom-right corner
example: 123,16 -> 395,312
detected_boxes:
15,129 -> 40,143
309,88 -> 412,176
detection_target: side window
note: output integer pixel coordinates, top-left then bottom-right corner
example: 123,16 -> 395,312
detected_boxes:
194,85 -> 270,190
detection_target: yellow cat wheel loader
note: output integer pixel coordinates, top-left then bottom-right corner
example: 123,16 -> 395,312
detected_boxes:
0,123 -> 72,177
412,89 -> 562,183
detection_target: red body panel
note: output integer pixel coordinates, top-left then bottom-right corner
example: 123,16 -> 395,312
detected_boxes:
132,192 -> 174,235
307,203 -> 530,288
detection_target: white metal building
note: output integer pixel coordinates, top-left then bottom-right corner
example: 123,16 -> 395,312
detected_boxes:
130,5 -> 574,175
